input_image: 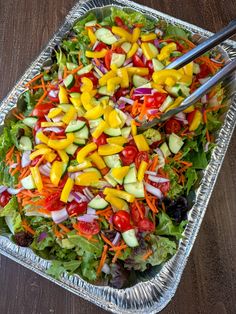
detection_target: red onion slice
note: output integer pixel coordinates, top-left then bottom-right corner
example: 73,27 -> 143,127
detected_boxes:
51,207 -> 68,224
133,88 -> 152,96
112,232 -> 121,246
48,89 -> 59,99
145,170 -> 157,176
71,191 -> 88,203
0,186 -> 7,193
101,263 -> 110,274
39,163 -> 51,177
145,182 -> 163,199
9,163 -> 18,169
21,150 -> 31,168
124,62 -> 133,68
123,58 -> 132,67
77,214 -> 98,222
87,207 -> 96,215
148,175 -> 170,183
43,127 -> 64,133
83,188 -> 94,200
52,114 -> 64,123
118,97 -> 134,105
7,187 -> 24,195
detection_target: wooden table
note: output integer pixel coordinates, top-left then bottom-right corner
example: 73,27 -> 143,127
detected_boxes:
0,1 -> 236,313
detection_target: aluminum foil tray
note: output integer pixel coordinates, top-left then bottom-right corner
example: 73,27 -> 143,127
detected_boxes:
0,0 -> 236,313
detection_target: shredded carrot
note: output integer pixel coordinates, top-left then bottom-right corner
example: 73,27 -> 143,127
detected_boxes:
101,233 -> 115,247
179,160 -> 192,167
94,58 -> 101,67
206,129 -> 211,142
6,146 -> 15,160
36,155 -> 45,167
112,249 -> 121,263
22,220 -> 36,235
41,77 -> 46,92
150,155 -> 159,171
13,112 -> 24,120
25,73 -> 44,87
144,189 -> 158,213
100,167 -> 110,176
69,64 -> 83,74
52,224 -> 63,238
109,244 -> 127,252
143,249 -> 153,260
58,223 -> 71,233
35,91 -> 47,106
63,66 -> 68,79
96,244 -> 108,276
11,166 -> 20,176
134,199 -> 144,219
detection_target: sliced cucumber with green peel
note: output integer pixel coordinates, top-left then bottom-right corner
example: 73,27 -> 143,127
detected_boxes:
76,106 -> 86,117
88,195 -> 108,209
21,174 -> 36,190
63,74 -> 75,89
58,104 -> 71,112
66,62 -> 78,71
104,173 -> 118,187
104,128 -> 121,136
85,20 -> 97,27
98,86 -> 115,96
73,138 -> 86,146
133,75 -> 149,88
77,64 -> 93,75
19,136 -> 32,151
124,181 -> 145,198
169,133 -> 184,154
193,62 -> 200,74
74,125 -> 89,139
111,53 -> 126,68
89,118 -> 103,129
122,229 -> 139,247
160,142 -> 171,158
65,120 -> 86,133
65,143 -> 78,155
166,85 -> 190,98
121,127 -> 131,138
69,92 -> 80,98
115,109 -> 127,128
121,42 -> 132,53
124,165 -> 137,184
104,154 -> 122,168
147,43 -> 158,58
152,58 -> 164,71
159,95 -> 174,112
22,117 -> 37,128
109,170 -> 123,185
95,28 -> 117,45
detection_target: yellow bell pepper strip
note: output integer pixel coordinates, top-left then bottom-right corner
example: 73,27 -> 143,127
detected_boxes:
141,33 -> 157,42
48,108 -> 63,119
89,152 -> 106,170
41,122 -> 65,128
30,148 -> 51,160
85,49 -> 107,59
44,152 -> 57,163
84,105 -> 104,120
112,26 -> 132,42
117,68 -> 129,88
80,77 -> 93,93
141,43 -> 158,60
105,194 -> 128,211
30,166 -> 43,192
166,96 -> 184,112
127,67 -> 149,76
76,142 -> 97,163
107,136 -> 128,146
68,160 -> 92,172
183,105 -> 195,113
50,161 -> 64,186
108,110 -> 122,128
92,120 -> 109,139
88,28 -> 97,45
152,69 -> 182,85
61,106 -> 77,124
151,83 -> 168,93
75,172 -> 100,186
189,110 -> 202,131
47,133 -> 75,150
34,144 -> 48,150
56,150 -> 69,163
137,160 -> 148,182
111,166 -> 130,180
60,177 -> 74,203
107,77 -> 122,92
158,43 -> 177,61
104,188 -> 135,203
112,37 -> 126,48
98,144 -> 124,156
178,75 -> 192,86
59,86 -> 69,104
131,27 -> 141,43
127,43 -> 139,59
103,105 -> 114,124
183,61 -> 193,77
81,92 -> 94,111
165,77 -> 176,87
36,132 -> 49,144
133,134 -> 149,151
110,64 -> 118,72
131,120 -> 137,136
70,97 -> 82,109
99,70 -> 116,86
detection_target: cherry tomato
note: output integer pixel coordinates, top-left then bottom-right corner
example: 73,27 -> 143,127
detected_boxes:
150,140 -> 163,149
69,86 -> 81,93
145,92 -> 167,109
114,16 -> 129,31
137,218 -> 155,232
79,72 -> 98,87
76,220 -> 100,235
146,60 -> 154,74
135,151 -> 149,169
151,175 -> 170,194
187,109 -> 197,125
120,145 -> 138,166
112,210 -> 132,232
93,133 -> 107,146
132,55 -> 145,68
164,118 -> 181,134
130,202 -> 145,225
44,192 -> 65,211
113,46 -> 125,54
197,63 -> 211,79
94,42 -> 107,52
66,200 -> 87,216
32,103 -> 55,118
0,191 -> 11,207
104,50 -> 113,70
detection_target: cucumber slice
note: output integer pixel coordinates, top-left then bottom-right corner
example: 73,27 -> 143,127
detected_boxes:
104,173 -> 118,187
109,170 -> 123,185
19,136 -> 32,151
77,64 -> 93,75
85,20 -> 97,27
159,95 -> 174,112
89,118 -> 103,129
98,86 -> 115,96
152,58 -> 164,71
122,229 -> 139,247
160,142 -> 171,158
121,42 -> 132,53
22,117 -> 37,128
124,165 -> 137,184
104,154 -> 122,168
66,62 -> 78,71
133,75 -> 149,88
95,28 -> 117,45
147,43 -> 158,58
121,127 -> 131,138
124,181 -> 145,198
170,51 -> 182,57
91,180 -> 110,189
166,85 -> 190,98
65,143 -> 78,155
21,174 -> 36,190
104,128 -> 121,137
88,195 -> 108,209
74,125 -> 89,139
62,162 -> 68,176
58,104 -> 72,112
111,53 -> 126,68
169,133 -> 184,154
193,62 -> 200,74
73,138 -> 86,146
69,92 -> 80,98
115,109 -> 127,128
65,120 -> 86,133
76,106 -> 86,117
63,74 -> 75,89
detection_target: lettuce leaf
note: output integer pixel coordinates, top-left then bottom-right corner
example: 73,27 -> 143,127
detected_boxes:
165,24 -> 190,39
0,196 -> 22,234
164,164 -> 183,199
185,168 -> 198,194
155,212 -> 187,240
148,235 -> 177,265
47,260 -> 81,279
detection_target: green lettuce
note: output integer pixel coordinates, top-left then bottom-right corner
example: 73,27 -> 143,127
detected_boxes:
155,212 -> 187,240
143,128 -> 161,145
164,24 -> 190,39
47,260 -> 81,279
148,235 -> 177,265
0,196 -> 22,234
185,167 -> 198,194
164,164 -> 183,199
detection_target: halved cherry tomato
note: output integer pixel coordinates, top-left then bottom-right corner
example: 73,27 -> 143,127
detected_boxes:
104,50 -> 113,70
187,109 -> 197,125
114,16 -> 130,31
113,46 -> 125,54
112,210 -> 132,232
69,86 -> 81,93
151,175 -> 170,194
135,151 -> 149,169
196,63 -> 211,79
145,92 -> 167,109
130,201 -> 145,225
120,145 -> 138,166
146,60 -> 154,75
137,218 -> 155,232
164,118 -> 181,134
0,191 -> 11,207
66,200 -> 87,216
93,133 -> 107,146
32,103 -> 55,118
44,192 -> 65,211
94,42 -> 107,52
76,220 -> 100,235
132,55 -> 145,68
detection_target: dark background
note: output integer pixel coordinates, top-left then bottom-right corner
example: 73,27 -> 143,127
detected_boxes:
0,0 -> 236,313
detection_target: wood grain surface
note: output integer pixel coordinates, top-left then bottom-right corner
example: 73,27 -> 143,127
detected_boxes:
0,0 -> 236,313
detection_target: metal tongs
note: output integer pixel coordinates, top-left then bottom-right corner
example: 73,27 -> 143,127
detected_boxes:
138,19 -> 236,132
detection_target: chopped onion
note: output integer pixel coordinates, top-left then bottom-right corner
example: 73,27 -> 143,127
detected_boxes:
118,96 -> 134,105
0,186 -> 7,193
201,95 -> 208,104
154,38 -> 160,48
112,232 -> 121,246
145,170 -> 157,175
52,114 -> 64,123
148,175 -> 170,183
175,112 -> 186,121
199,77 -> 211,84
51,207 -> 68,224
48,89 -> 58,99
21,151 -> 31,168
155,28 -> 163,36
142,54 -> 147,65
118,102 -> 125,109
44,115 -> 52,122
123,58 -> 132,67
35,128 -> 43,144
102,263 -> 110,275
147,108 -> 159,115
210,58 -> 223,64
83,188 -> 94,200
7,187 -> 24,195
68,193 -> 75,202
87,207 -> 96,215
124,62 -> 133,68
154,148 -> 164,158
125,113 -> 133,126
43,127 -> 64,133
9,163 -> 18,169
136,47 -> 142,57
71,191 -> 88,203
39,163 -> 51,177
133,88 -> 152,95
77,214 -> 98,222
145,182 -> 163,199
92,40 -> 99,50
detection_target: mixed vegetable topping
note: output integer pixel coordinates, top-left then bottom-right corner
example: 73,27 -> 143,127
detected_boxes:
0,8 -> 226,287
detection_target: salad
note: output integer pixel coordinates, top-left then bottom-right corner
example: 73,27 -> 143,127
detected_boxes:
0,8 -> 226,288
